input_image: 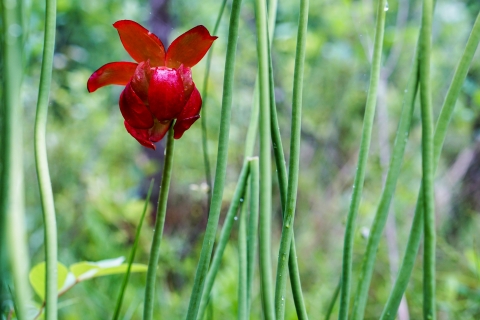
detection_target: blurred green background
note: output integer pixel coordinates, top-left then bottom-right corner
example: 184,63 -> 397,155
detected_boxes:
3,0 -> 480,318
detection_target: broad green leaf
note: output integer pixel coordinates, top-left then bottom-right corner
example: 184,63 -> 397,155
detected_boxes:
29,262 -> 69,300
70,257 -> 147,281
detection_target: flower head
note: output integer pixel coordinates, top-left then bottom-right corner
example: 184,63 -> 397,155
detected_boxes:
87,20 -> 217,149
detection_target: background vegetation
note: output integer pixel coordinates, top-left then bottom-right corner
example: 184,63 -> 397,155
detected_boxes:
2,0 -> 480,318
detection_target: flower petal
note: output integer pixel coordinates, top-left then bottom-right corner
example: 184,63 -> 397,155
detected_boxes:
165,25 -> 217,68
130,61 -> 153,104
148,67 -> 189,121
124,120 -> 170,150
113,20 -> 166,66
119,82 -> 154,129
174,87 -> 202,139
87,62 -> 138,92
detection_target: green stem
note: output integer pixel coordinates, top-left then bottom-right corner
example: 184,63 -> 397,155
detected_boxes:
143,126 -> 175,320
267,15 -> 308,320
33,0 -> 58,318
418,0 -> 435,317
113,180 -> 154,320
325,278 -> 341,320
200,0 -> 228,206
247,157 -> 260,314
196,163 -> 251,320
273,0 -> 309,318
253,0 -> 274,317
1,0 -> 30,317
185,0 -> 244,317
238,185 -> 249,320
337,1 -> 387,318
351,47 -> 420,320
380,10 -> 480,319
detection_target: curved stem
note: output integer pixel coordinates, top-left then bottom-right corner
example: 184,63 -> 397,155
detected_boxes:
238,184 -> 249,320
337,1 -> 387,318
351,46 -> 419,320
247,157 -> 260,314
380,10 -> 480,319
33,0 -> 58,318
143,126 -> 175,320
185,0 -> 244,317
273,0 -> 309,318
200,0 -> 228,206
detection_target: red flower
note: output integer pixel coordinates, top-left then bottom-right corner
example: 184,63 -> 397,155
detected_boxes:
87,20 -> 217,149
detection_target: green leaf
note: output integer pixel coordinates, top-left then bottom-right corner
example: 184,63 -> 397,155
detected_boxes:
29,262 -> 69,300
70,257 -> 147,281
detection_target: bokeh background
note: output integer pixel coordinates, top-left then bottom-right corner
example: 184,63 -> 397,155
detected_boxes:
6,0 -> 480,318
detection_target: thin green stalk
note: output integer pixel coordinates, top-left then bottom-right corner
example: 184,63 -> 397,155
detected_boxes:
2,0 -> 30,318
418,0 -> 435,317
186,0 -> 244,317
197,163 -> 250,320
351,50 -> 420,320
33,0 -> 58,318
267,15 -> 308,320
200,0 -> 228,205
143,126 -> 175,320
381,10 -> 480,319
337,0 -> 387,318
273,0 -> 309,318
253,0 -> 274,317
238,187 -> 249,320
325,278 -> 341,320
113,180 -> 154,320
247,157 -> 260,314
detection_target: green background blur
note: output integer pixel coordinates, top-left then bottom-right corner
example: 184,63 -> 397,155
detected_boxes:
4,0 -> 480,318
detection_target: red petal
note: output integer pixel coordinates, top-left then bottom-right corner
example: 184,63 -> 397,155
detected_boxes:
130,61 -> 153,104
113,20 -> 166,66
174,87 -> 202,139
124,120 -> 170,149
178,65 -> 194,100
87,62 -> 137,92
119,83 -> 154,129
148,67 -> 188,121
165,25 -> 217,68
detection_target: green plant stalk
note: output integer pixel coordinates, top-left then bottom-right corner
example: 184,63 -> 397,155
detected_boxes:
185,0 -> 244,317
325,278 -> 342,320
267,20 -> 308,320
247,157 -> 260,314
238,187 -> 249,320
1,0 -> 30,317
33,0 -> 58,318
337,1 -> 387,318
351,50 -> 420,320
253,0 -> 274,317
380,10 -> 480,320
273,0 -> 309,318
143,126 -> 175,320
113,180 -> 154,320
418,0 -> 435,317
200,0 -> 228,205
196,163 -> 250,319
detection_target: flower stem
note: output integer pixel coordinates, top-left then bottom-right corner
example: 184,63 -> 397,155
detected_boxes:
200,0 -> 228,206
337,1 -> 387,318
33,0 -> 58,318
351,44 -> 420,320
380,9 -> 480,319
113,179 -> 154,320
196,162 -> 250,320
253,0 -> 274,316
143,126 -> 175,320
273,0 -> 309,318
247,157 -> 260,314
238,184 -> 249,320
1,0 -> 30,317
185,0 -> 244,317
418,0 -> 435,317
